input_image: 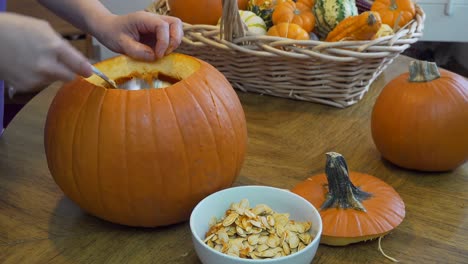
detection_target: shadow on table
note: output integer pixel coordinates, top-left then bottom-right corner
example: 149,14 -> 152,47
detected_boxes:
47,196 -> 201,263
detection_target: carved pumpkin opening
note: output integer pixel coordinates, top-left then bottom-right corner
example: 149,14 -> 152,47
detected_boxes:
86,54 -> 201,90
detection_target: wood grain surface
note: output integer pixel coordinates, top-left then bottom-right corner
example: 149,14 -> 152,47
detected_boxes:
0,55 -> 466,264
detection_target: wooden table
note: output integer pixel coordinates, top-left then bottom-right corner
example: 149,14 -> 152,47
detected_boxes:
0,56 -> 466,263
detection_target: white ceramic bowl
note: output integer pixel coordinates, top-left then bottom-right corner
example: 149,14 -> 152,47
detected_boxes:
190,185 -> 323,264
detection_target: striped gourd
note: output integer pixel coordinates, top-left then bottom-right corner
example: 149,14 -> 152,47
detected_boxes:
217,10 -> 267,36
239,10 -> 268,35
248,0 -> 276,28
314,0 -> 358,39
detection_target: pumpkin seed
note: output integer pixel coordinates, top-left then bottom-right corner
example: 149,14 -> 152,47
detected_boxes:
203,199 -> 313,260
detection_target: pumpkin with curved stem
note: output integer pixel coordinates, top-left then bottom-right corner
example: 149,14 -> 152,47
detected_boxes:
44,53 -> 248,227
168,0 -> 248,25
292,152 -> 405,246
326,11 -> 382,41
371,60 -> 468,172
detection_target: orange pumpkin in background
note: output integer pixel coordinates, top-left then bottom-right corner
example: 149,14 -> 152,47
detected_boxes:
371,60 -> 468,172
168,0 -> 248,25
44,53 -> 248,227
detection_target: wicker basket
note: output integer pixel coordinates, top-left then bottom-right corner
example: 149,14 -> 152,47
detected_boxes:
147,0 -> 425,108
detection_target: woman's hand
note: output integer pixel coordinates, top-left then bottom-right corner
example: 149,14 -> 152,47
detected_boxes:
0,13 -> 93,95
92,12 -> 183,61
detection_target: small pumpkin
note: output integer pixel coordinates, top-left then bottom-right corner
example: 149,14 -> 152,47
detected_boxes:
371,0 -> 415,28
371,60 -> 468,172
267,22 -> 310,40
44,53 -> 248,227
326,11 -> 382,41
292,152 -> 405,246
168,0 -> 248,25
272,1 -> 316,33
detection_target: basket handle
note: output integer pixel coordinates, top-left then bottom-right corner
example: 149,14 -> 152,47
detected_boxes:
220,0 -> 247,41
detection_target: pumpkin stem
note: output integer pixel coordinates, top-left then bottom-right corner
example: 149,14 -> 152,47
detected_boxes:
408,60 -> 441,82
367,13 -> 378,26
389,0 -> 398,10
320,152 -> 372,212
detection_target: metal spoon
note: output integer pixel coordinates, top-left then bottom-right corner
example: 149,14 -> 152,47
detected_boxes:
91,65 -> 171,90
91,65 -> 118,88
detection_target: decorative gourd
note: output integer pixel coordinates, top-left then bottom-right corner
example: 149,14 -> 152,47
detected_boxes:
371,0 -> 415,28
238,10 -> 268,35
272,1 -> 316,32
247,0 -> 292,28
292,152 -> 405,246
44,53 -> 248,227
314,0 -> 358,39
267,22 -> 310,40
371,61 -> 468,172
168,0 -> 248,25
372,23 -> 394,39
326,11 -> 382,41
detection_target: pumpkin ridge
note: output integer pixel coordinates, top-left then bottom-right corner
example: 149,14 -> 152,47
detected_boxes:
95,88 -> 107,218
70,85 -> 96,213
201,73 -> 244,182
209,87 -> 242,183
180,79 -> 223,192
162,87 -> 192,207
124,91 -> 137,224
146,89 -> 165,222
45,83 -> 88,204
353,211 -> 363,236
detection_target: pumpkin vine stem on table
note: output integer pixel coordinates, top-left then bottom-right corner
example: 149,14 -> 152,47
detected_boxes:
321,152 -> 372,212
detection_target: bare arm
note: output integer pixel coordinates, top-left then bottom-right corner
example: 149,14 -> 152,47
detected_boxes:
37,0 -> 112,36
37,0 -> 183,60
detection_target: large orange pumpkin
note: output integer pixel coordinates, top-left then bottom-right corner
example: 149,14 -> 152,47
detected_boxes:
371,60 -> 468,171
44,53 -> 248,227
168,0 -> 248,25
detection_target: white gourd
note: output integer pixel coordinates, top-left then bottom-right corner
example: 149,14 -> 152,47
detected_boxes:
239,10 -> 267,35
217,10 -> 267,36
